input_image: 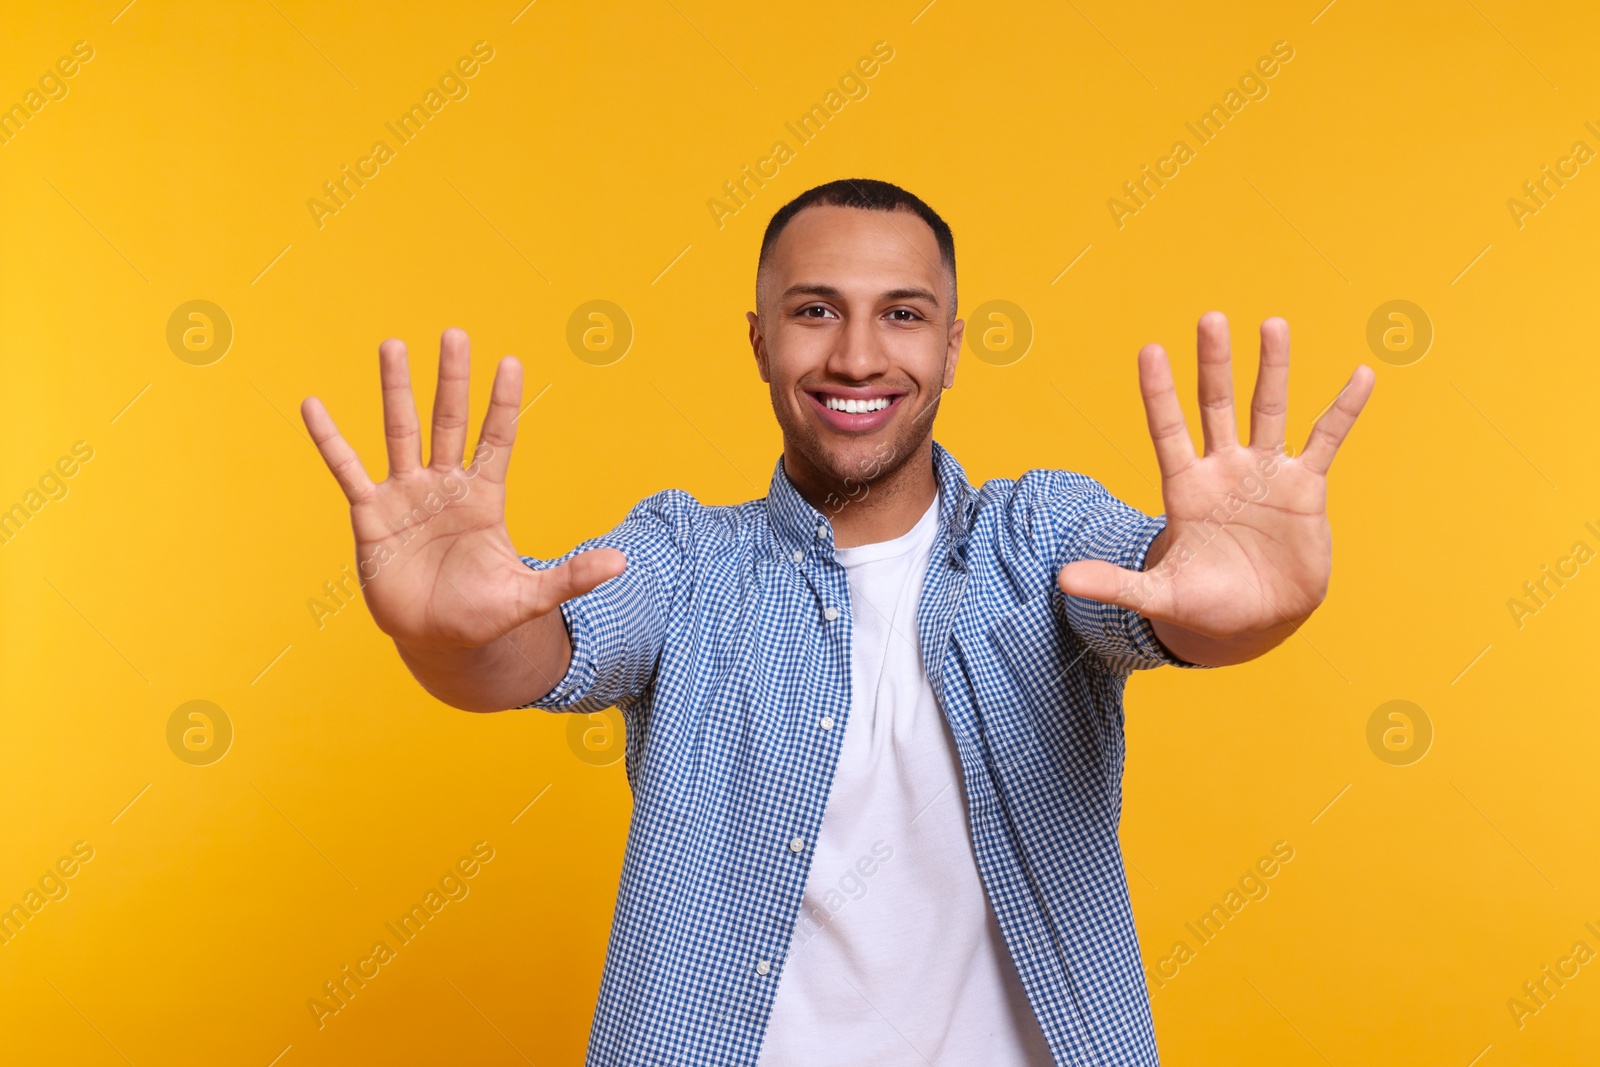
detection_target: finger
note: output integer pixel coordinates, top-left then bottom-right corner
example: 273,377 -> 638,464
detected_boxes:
380,338 -> 423,475
1057,559 -> 1174,620
520,548 -> 627,622
1300,364 -> 1376,475
429,328 -> 472,470
1195,311 -> 1237,453
1248,316 -> 1291,450
470,355 -> 524,485
1138,343 -> 1197,478
301,396 -> 376,504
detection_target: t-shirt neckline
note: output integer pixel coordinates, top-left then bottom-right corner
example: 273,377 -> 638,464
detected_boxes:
831,492 -> 941,566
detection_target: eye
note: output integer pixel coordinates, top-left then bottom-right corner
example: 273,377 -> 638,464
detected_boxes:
797,304 -> 837,319
887,307 -> 924,322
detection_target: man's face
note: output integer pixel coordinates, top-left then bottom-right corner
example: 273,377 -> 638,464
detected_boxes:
748,204 -> 962,492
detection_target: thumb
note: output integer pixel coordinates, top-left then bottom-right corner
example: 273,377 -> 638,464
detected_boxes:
519,548 -> 627,621
1056,559 -> 1169,617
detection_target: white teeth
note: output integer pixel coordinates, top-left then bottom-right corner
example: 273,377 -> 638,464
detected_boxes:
824,396 -> 891,413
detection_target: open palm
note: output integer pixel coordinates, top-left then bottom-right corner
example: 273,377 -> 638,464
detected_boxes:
301,329 -> 623,653
1058,313 -> 1374,654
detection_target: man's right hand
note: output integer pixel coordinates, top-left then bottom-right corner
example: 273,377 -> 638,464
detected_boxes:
300,328 -> 626,709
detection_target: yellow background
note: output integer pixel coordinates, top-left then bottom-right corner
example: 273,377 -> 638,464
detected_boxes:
2,1 -> 1596,1063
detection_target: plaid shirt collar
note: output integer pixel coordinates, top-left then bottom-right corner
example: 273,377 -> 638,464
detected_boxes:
764,438 -> 982,563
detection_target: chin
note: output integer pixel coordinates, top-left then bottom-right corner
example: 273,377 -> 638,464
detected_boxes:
809,422 -> 924,489
817,439 -> 889,481
774,385 -> 936,489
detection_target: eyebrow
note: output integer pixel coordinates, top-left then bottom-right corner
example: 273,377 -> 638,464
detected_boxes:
780,283 -> 942,307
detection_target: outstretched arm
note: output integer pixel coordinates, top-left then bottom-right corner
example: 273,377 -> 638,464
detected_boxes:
301,329 -> 625,710
1057,312 -> 1374,668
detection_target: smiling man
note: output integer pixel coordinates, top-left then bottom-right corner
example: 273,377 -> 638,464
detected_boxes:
301,179 -> 1373,1066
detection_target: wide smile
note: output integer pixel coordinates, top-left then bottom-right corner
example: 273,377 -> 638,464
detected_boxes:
805,390 -> 905,433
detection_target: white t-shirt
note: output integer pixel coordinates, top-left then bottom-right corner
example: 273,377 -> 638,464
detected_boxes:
759,493 -> 1055,1065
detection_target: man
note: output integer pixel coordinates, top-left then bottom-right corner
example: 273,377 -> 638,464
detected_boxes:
301,179 -> 1373,1065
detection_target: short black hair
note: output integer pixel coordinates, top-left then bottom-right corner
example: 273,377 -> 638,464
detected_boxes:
756,178 -> 957,316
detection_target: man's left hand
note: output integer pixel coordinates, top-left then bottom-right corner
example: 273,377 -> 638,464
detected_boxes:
1057,312 -> 1375,667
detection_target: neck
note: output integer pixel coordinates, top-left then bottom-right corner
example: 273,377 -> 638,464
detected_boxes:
783,437 -> 939,548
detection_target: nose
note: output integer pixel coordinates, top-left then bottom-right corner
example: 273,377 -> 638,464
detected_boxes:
825,311 -> 891,382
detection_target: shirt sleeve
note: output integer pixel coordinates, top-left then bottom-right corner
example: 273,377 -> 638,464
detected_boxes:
515,488 -> 699,714
1031,469 -> 1213,675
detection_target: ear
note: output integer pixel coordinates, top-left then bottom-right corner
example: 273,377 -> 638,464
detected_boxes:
943,316 -> 964,390
747,310 -> 770,383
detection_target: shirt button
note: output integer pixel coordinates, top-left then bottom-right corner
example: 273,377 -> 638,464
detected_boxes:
791,549 -> 804,563
823,606 -> 840,621
814,526 -> 826,538
819,715 -> 834,731
788,836 -> 805,853
756,960 -> 771,976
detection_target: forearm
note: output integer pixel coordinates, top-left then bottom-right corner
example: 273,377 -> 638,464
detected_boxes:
394,608 -> 573,712
1149,615 -> 1295,667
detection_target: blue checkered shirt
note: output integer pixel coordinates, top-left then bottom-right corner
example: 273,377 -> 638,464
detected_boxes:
520,440 -> 1199,1066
